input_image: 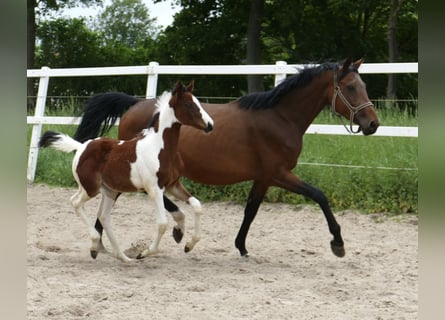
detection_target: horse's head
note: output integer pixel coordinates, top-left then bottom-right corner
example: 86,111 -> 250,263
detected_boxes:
170,81 -> 214,133
331,58 -> 380,135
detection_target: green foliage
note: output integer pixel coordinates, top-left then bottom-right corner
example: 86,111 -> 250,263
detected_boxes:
93,0 -> 160,47
32,0 -> 418,109
36,0 -> 103,15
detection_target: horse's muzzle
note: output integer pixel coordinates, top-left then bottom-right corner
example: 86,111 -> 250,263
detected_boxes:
361,119 -> 379,135
204,123 -> 214,133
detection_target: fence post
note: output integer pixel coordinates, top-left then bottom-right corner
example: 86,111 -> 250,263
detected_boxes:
27,67 -> 50,183
146,61 -> 159,98
274,61 -> 287,86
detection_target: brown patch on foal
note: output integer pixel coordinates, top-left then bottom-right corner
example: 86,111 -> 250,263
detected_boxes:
76,138 -> 140,196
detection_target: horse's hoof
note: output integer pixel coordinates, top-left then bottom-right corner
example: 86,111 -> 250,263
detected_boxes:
184,246 -> 190,253
136,253 -> 145,260
173,227 -> 184,244
90,250 -> 98,259
330,241 -> 345,257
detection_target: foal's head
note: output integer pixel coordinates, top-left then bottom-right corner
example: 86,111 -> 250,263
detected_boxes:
330,58 -> 380,135
169,81 -> 214,133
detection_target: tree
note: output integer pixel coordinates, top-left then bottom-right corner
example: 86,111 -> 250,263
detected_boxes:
93,0 -> 159,48
386,0 -> 418,106
246,0 -> 264,93
36,18 -> 105,98
154,0 -> 249,97
31,0 -> 417,106
258,0 -> 417,101
27,0 -> 102,108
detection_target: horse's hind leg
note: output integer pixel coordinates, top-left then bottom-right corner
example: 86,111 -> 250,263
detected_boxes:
89,197 -> 108,259
167,182 -> 202,253
273,171 -> 345,258
98,188 -> 132,262
70,188 -> 102,257
93,192 -> 122,256
93,219 -> 106,256
93,194 -> 181,246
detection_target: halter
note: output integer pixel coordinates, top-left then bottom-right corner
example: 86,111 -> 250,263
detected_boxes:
331,65 -> 374,134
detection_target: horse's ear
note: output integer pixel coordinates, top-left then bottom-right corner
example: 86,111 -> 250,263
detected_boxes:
173,81 -> 184,96
186,80 -> 194,93
353,57 -> 364,70
341,57 -> 352,73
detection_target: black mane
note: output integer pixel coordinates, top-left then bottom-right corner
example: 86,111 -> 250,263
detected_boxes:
238,62 -> 340,110
147,111 -> 160,129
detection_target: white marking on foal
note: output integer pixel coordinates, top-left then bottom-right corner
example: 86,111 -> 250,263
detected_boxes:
184,196 -> 203,252
192,95 -> 214,128
129,92 -> 175,191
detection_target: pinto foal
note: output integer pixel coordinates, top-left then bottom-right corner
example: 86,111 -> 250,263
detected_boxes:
39,81 -> 214,262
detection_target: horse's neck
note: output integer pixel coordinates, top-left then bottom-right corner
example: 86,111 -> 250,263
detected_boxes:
279,72 -> 332,132
157,107 -> 178,134
147,108 -> 181,155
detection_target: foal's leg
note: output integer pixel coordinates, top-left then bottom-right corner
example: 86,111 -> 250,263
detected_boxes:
90,196 -> 109,259
70,187 -> 102,256
235,181 -> 269,257
273,171 -> 345,257
168,181 -> 203,253
98,188 -> 133,262
164,196 -> 185,243
93,194 -> 182,245
137,188 -> 168,259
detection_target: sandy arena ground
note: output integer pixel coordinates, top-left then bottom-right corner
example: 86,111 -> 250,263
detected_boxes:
27,183 -> 418,320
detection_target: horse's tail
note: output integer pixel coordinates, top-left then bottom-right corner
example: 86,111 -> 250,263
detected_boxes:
74,92 -> 141,142
39,130 -> 82,153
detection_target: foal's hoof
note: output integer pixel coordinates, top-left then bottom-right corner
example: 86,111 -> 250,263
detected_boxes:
90,250 -> 98,259
330,241 -> 345,258
136,253 -> 145,260
136,249 -> 156,259
184,245 -> 190,253
173,227 -> 184,244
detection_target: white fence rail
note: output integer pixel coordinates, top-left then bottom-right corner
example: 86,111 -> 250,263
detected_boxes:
27,61 -> 418,182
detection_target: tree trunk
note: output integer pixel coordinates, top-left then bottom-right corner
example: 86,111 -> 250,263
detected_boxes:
247,0 -> 264,93
27,0 -> 37,110
387,0 -> 403,107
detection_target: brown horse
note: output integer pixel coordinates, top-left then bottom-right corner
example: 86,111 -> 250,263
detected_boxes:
74,58 -> 380,258
40,81 -> 214,261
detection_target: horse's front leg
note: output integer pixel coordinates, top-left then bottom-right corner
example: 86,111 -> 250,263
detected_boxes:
272,170 -> 345,258
235,181 -> 269,257
137,188 -> 168,259
164,195 -> 185,244
167,181 -> 202,253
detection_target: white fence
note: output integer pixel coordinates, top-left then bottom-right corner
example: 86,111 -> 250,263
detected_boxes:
27,61 -> 418,182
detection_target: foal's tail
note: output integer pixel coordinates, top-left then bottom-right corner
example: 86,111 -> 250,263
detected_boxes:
39,130 -> 82,153
74,92 -> 141,142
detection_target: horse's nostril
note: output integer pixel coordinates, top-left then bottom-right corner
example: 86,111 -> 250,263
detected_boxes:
368,120 -> 379,133
205,123 -> 213,132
